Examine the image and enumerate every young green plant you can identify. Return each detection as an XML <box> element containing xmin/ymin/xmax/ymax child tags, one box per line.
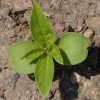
<box><xmin>8</xmin><ymin>0</ymin><xmax>88</xmax><ymax>96</ymax></box>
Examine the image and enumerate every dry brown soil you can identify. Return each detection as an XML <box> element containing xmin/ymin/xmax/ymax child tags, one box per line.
<box><xmin>0</xmin><ymin>0</ymin><xmax>100</xmax><ymax>100</ymax></box>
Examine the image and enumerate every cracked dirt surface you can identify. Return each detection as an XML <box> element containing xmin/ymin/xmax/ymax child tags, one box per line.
<box><xmin>0</xmin><ymin>0</ymin><xmax>100</xmax><ymax>100</ymax></box>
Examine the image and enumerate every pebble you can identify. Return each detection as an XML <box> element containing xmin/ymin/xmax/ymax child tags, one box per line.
<box><xmin>54</xmin><ymin>22</ymin><xmax>64</xmax><ymax>34</ymax></box>
<box><xmin>31</xmin><ymin>96</ymin><xmax>37</xmax><ymax>100</ymax></box>
<box><xmin>70</xmin><ymin>72</ymin><xmax>81</xmax><ymax>84</ymax></box>
<box><xmin>94</xmin><ymin>35</ymin><xmax>100</xmax><ymax>46</ymax></box>
<box><xmin>51</xmin><ymin>0</ymin><xmax>61</xmax><ymax>8</ymax></box>
<box><xmin>44</xmin><ymin>12</ymin><xmax>51</xmax><ymax>17</ymax></box>
<box><xmin>76</xmin><ymin>25</ymin><xmax>82</xmax><ymax>32</ymax></box>
<box><xmin>84</xmin><ymin>29</ymin><xmax>94</xmax><ymax>38</ymax></box>
<box><xmin>24</xmin><ymin>33</ymin><xmax>32</xmax><ymax>41</ymax></box>
<box><xmin>24</xmin><ymin>10</ymin><xmax>31</xmax><ymax>22</ymax></box>
<box><xmin>0</xmin><ymin>88</ymin><xmax>5</xmax><ymax>98</ymax></box>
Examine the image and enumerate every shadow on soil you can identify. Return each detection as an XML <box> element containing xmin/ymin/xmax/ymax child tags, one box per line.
<box><xmin>27</xmin><ymin>46</ymin><xmax>100</xmax><ymax>100</ymax></box>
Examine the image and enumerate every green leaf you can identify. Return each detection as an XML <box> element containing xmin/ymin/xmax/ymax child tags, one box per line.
<box><xmin>47</xmin><ymin>45</ymin><xmax>63</xmax><ymax>64</ymax></box>
<box><xmin>35</xmin><ymin>54</ymin><xmax>54</xmax><ymax>96</ymax></box>
<box><xmin>8</xmin><ymin>41</ymin><xmax>39</xmax><ymax>74</ymax></box>
<box><xmin>30</xmin><ymin>0</ymin><xmax>55</xmax><ymax>47</ymax></box>
<box><xmin>24</xmin><ymin>48</ymin><xmax>44</xmax><ymax>60</ymax></box>
<box><xmin>56</xmin><ymin>32</ymin><xmax>88</xmax><ymax>65</ymax></box>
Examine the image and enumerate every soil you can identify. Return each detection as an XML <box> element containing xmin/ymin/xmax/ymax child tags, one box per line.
<box><xmin>0</xmin><ymin>0</ymin><xmax>100</xmax><ymax>100</ymax></box>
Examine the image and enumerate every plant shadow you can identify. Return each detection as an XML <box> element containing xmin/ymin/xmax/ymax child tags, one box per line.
<box><xmin>27</xmin><ymin>46</ymin><xmax>100</xmax><ymax>100</ymax></box>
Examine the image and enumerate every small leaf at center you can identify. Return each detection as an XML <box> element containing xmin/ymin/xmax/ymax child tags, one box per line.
<box><xmin>47</xmin><ymin>45</ymin><xmax>63</xmax><ymax>64</ymax></box>
<box><xmin>24</xmin><ymin>48</ymin><xmax>44</xmax><ymax>60</ymax></box>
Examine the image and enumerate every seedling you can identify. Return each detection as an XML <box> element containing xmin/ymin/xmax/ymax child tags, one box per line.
<box><xmin>8</xmin><ymin>0</ymin><xmax>88</xmax><ymax>96</ymax></box>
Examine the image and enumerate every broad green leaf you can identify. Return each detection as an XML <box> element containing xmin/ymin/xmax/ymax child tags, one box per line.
<box><xmin>35</xmin><ymin>54</ymin><xmax>54</xmax><ymax>96</ymax></box>
<box><xmin>30</xmin><ymin>0</ymin><xmax>55</xmax><ymax>47</ymax></box>
<box><xmin>24</xmin><ymin>48</ymin><xmax>44</xmax><ymax>60</ymax></box>
<box><xmin>47</xmin><ymin>45</ymin><xmax>63</xmax><ymax>64</ymax></box>
<box><xmin>56</xmin><ymin>32</ymin><xmax>88</xmax><ymax>65</ymax></box>
<box><xmin>8</xmin><ymin>41</ymin><xmax>39</xmax><ymax>74</ymax></box>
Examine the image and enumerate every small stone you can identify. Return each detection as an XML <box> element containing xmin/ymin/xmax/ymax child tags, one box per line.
<box><xmin>44</xmin><ymin>12</ymin><xmax>51</xmax><ymax>17</ymax></box>
<box><xmin>54</xmin><ymin>22</ymin><xmax>64</xmax><ymax>34</ymax></box>
<box><xmin>24</xmin><ymin>10</ymin><xmax>31</xmax><ymax>22</ymax></box>
<box><xmin>70</xmin><ymin>72</ymin><xmax>81</xmax><ymax>84</ymax></box>
<box><xmin>83</xmin><ymin>81</ymin><xmax>93</xmax><ymax>88</ymax></box>
<box><xmin>94</xmin><ymin>35</ymin><xmax>100</xmax><ymax>46</ymax></box>
<box><xmin>24</xmin><ymin>33</ymin><xmax>32</xmax><ymax>41</ymax></box>
<box><xmin>84</xmin><ymin>29</ymin><xmax>94</xmax><ymax>38</ymax></box>
<box><xmin>0</xmin><ymin>88</ymin><xmax>5</xmax><ymax>98</ymax></box>
<box><xmin>51</xmin><ymin>0</ymin><xmax>58</xmax><ymax>8</ymax></box>
<box><xmin>76</xmin><ymin>25</ymin><xmax>82</xmax><ymax>32</ymax></box>
<box><xmin>31</xmin><ymin>96</ymin><xmax>37</xmax><ymax>100</ymax></box>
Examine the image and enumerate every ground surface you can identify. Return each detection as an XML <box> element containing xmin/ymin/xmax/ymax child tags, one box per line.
<box><xmin>0</xmin><ymin>0</ymin><xmax>100</xmax><ymax>100</ymax></box>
